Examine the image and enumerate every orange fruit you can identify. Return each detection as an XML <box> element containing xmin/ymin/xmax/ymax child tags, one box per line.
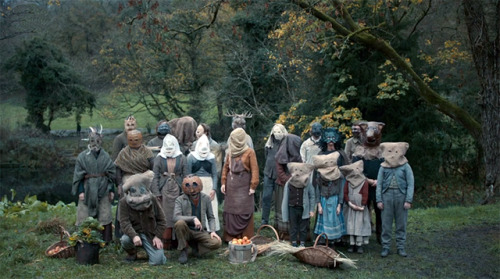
<box><xmin>242</xmin><ymin>236</ymin><xmax>248</xmax><ymax>241</ymax></box>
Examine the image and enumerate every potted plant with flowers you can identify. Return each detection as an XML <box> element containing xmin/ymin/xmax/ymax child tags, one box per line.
<box><xmin>68</xmin><ymin>217</ymin><xmax>106</xmax><ymax>265</ymax></box>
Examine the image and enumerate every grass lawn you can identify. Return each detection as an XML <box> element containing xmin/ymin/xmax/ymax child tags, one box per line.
<box><xmin>0</xmin><ymin>201</ymin><xmax>499</xmax><ymax>279</ymax></box>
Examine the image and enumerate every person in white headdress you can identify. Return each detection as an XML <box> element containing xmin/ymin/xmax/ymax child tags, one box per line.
<box><xmin>151</xmin><ymin>134</ymin><xmax>188</xmax><ymax>249</ymax></box>
<box><xmin>186</xmin><ymin>134</ymin><xmax>220</xmax><ymax>232</ymax></box>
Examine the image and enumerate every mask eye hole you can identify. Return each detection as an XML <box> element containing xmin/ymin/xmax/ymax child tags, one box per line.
<box><xmin>130</xmin><ymin>188</ymin><xmax>136</xmax><ymax>193</ymax></box>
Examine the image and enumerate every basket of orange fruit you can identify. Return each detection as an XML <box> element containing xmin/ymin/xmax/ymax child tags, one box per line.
<box><xmin>227</xmin><ymin>236</ymin><xmax>258</xmax><ymax>264</ymax></box>
<box><xmin>45</xmin><ymin>226</ymin><xmax>75</xmax><ymax>259</ymax></box>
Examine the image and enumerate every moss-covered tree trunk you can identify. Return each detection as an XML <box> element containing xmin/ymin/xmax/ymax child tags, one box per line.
<box><xmin>463</xmin><ymin>0</ymin><xmax>500</xmax><ymax>202</ymax></box>
<box><xmin>290</xmin><ymin>0</ymin><xmax>499</xmax><ymax>201</ymax></box>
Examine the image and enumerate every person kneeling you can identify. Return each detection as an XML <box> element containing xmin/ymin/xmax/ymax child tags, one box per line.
<box><xmin>119</xmin><ymin>172</ymin><xmax>167</xmax><ymax>265</ymax></box>
<box><xmin>174</xmin><ymin>175</ymin><xmax>222</xmax><ymax>264</ymax></box>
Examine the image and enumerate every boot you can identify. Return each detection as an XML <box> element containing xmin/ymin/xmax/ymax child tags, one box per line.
<box><xmin>178</xmin><ymin>248</ymin><xmax>188</xmax><ymax>264</ymax></box>
<box><xmin>124</xmin><ymin>248</ymin><xmax>137</xmax><ymax>262</ymax></box>
<box><xmin>347</xmin><ymin>245</ymin><xmax>355</xmax><ymax>253</ymax></box>
<box><xmin>357</xmin><ymin>245</ymin><xmax>364</xmax><ymax>254</ymax></box>
<box><xmin>101</xmin><ymin>223</ymin><xmax>113</xmax><ymax>244</ymax></box>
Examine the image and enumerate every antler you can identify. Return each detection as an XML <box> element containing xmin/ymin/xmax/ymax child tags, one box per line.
<box><xmin>99</xmin><ymin>124</ymin><xmax>103</xmax><ymax>135</ymax></box>
<box><xmin>89</xmin><ymin>126</ymin><xmax>96</xmax><ymax>134</ymax></box>
<box><xmin>224</xmin><ymin>111</ymin><xmax>253</xmax><ymax>118</ymax></box>
<box><xmin>224</xmin><ymin>110</ymin><xmax>237</xmax><ymax>117</ymax></box>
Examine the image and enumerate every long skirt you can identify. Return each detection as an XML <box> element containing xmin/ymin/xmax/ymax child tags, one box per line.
<box><xmin>314</xmin><ymin>195</ymin><xmax>346</xmax><ymax>240</ymax></box>
<box><xmin>200</xmin><ymin>176</ymin><xmax>220</xmax><ymax>231</ymax></box>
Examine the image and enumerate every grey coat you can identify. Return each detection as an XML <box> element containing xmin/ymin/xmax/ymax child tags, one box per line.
<box><xmin>173</xmin><ymin>193</ymin><xmax>216</xmax><ymax>232</ymax></box>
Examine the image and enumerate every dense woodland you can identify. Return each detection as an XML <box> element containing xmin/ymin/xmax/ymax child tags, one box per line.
<box><xmin>0</xmin><ymin>0</ymin><xmax>498</xmax><ymax>206</ymax></box>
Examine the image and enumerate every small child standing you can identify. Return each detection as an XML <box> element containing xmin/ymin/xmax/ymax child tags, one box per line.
<box><xmin>376</xmin><ymin>142</ymin><xmax>414</xmax><ymax>258</ymax></box>
<box><xmin>340</xmin><ymin>160</ymin><xmax>371</xmax><ymax>253</ymax></box>
<box><xmin>281</xmin><ymin>163</ymin><xmax>315</xmax><ymax>247</ymax></box>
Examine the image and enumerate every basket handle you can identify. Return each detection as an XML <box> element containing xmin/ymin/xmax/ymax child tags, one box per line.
<box><xmin>250</xmin><ymin>243</ymin><xmax>258</xmax><ymax>262</ymax></box>
<box><xmin>59</xmin><ymin>225</ymin><xmax>71</xmax><ymax>241</ymax></box>
<box><xmin>314</xmin><ymin>232</ymin><xmax>329</xmax><ymax>248</ymax></box>
<box><xmin>254</xmin><ymin>224</ymin><xmax>280</xmax><ymax>241</ymax></box>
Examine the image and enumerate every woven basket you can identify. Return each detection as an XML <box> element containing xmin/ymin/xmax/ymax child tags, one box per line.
<box><xmin>45</xmin><ymin>226</ymin><xmax>75</xmax><ymax>259</ymax></box>
<box><xmin>250</xmin><ymin>225</ymin><xmax>280</xmax><ymax>255</ymax></box>
<box><xmin>292</xmin><ymin>233</ymin><xmax>340</xmax><ymax>268</ymax></box>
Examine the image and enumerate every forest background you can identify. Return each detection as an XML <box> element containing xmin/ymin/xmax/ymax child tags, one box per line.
<box><xmin>0</xmin><ymin>0</ymin><xmax>498</xmax><ymax>208</ymax></box>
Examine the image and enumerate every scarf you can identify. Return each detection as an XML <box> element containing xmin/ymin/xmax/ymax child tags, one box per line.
<box><xmin>115</xmin><ymin>145</ymin><xmax>153</xmax><ymax>174</ymax></box>
<box><xmin>275</xmin><ymin>134</ymin><xmax>302</xmax><ymax>164</ymax></box>
<box><xmin>228</xmin><ymin>128</ymin><xmax>249</xmax><ymax>157</ymax></box>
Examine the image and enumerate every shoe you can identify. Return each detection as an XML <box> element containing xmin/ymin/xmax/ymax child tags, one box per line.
<box><xmin>380</xmin><ymin>248</ymin><xmax>389</xmax><ymax>257</ymax></box>
<box><xmin>397</xmin><ymin>248</ymin><xmax>407</xmax><ymax>257</ymax></box>
<box><xmin>291</xmin><ymin>242</ymin><xmax>298</xmax><ymax>247</ymax></box>
<box><xmin>125</xmin><ymin>251</ymin><xmax>137</xmax><ymax>262</ymax></box>
<box><xmin>178</xmin><ymin>249</ymin><xmax>188</xmax><ymax>264</ymax></box>
<box><xmin>299</xmin><ymin>244</ymin><xmax>305</xmax><ymax>248</ymax></box>
<box><xmin>357</xmin><ymin>246</ymin><xmax>364</xmax><ymax>254</ymax></box>
<box><xmin>347</xmin><ymin>245</ymin><xmax>354</xmax><ymax>253</ymax></box>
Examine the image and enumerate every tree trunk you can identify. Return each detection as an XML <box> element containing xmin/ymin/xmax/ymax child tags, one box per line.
<box><xmin>463</xmin><ymin>0</ymin><xmax>500</xmax><ymax>203</ymax></box>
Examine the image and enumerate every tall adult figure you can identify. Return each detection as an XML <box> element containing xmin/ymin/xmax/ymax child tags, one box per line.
<box><xmin>151</xmin><ymin>134</ymin><xmax>187</xmax><ymax>249</ymax></box>
<box><xmin>300</xmin><ymin>122</ymin><xmax>323</xmax><ymax>164</ymax></box>
<box><xmin>352</xmin><ymin>121</ymin><xmax>385</xmax><ymax>244</ymax></box>
<box><xmin>187</xmin><ymin>134</ymin><xmax>220</xmax><ymax>232</ymax></box>
<box><xmin>72</xmin><ymin>126</ymin><xmax>115</xmax><ymax>243</ymax></box>
<box><xmin>147</xmin><ymin>120</ymin><xmax>171</xmax><ymax>157</ymax></box>
<box><xmin>261</xmin><ymin>124</ymin><xmax>287</xmax><ymax>226</ymax></box>
<box><xmin>344</xmin><ymin>120</ymin><xmax>363</xmax><ymax>163</ymax></box>
<box><xmin>114</xmin><ymin>129</ymin><xmax>155</xmax><ymax>239</ymax></box>
<box><xmin>221</xmin><ymin>128</ymin><xmax>259</xmax><ymax>242</ymax></box>
<box><xmin>274</xmin><ymin>133</ymin><xmax>302</xmax><ymax>239</ymax></box>
<box><xmin>112</xmin><ymin>115</ymin><xmax>137</xmax><ymax>161</ymax></box>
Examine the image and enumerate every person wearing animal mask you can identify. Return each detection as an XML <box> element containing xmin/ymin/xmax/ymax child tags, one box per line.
<box><xmin>147</xmin><ymin>120</ymin><xmax>171</xmax><ymax>157</ymax></box>
<box><xmin>187</xmin><ymin>134</ymin><xmax>220</xmax><ymax>232</ymax></box>
<box><xmin>221</xmin><ymin>128</ymin><xmax>259</xmax><ymax>242</ymax></box>
<box><xmin>112</xmin><ymin>115</ymin><xmax>137</xmax><ymax>160</ymax></box>
<box><xmin>376</xmin><ymin>142</ymin><xmax>414</xmax><ymax>258</ymax></box>
<box><xmin>173</xmin><ymin>175</ymin><xmax>222</xmax><ymax>264</ymax></box>
<box><xmin>352</xmin><ymin>121</ymin><xmax>385</xmax><ymax>244</ymax></box>
<box><xmin>72</xmin><ymin>126</ymin><xmax>115</xmax><ymax>243</ymax></box>
<box><xmin>261</xmin><ymin>124</ymin><xmax>288</xmax><ymax>226</ymax></box>
<box><xmin>151</xmin><ymin>134</ymin><xmax>188</xmax><ymax>249</ymax></box>
<box><xmin>300</xmin><ymin>122</ymin><xmax>323</xmax><ymax>164</ymax></box>
<box><xmin>281</xmin><ymin>163</ymin><xmax>315</xmax><ymax>248</ymax></box>
<box><xmin>344</xmin><ymin>120</ymin><xmax>363</xmax><ymax>163</ymax></box>
<box><xmin>119</xmin><ymin>172</ymin><xmax>167</xmax><ymax>265</ymax></box>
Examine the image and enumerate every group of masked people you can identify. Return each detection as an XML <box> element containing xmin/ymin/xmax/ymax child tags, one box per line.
<box><xmin>72</xmin><ymin>115</ymin><xmax>414</xmax><ymax>266</ymax></box>
<box><xmin>72</xmin><ymin>116</ymin><xmax>259</xmax><ymax>265</ymax></box>
<box><xmin>262</xmin><ymin>121</ymin><xmax>414</xmax><ymax>258</ymax></box>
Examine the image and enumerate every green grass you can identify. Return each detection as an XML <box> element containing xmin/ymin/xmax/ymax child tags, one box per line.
<box><xmin>0</xmin><ymin>97</ymin><xmax>161</xmax><ymax>131</ymax></box>
<box><xmin>1</xmin><ymin>201</ymin><xmax>499</xmax><ymax>279</ymax></box>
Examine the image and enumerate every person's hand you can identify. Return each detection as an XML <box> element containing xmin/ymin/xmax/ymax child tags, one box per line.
<box><xmin>79</xmin><ymin>193</ymin><xmax>85</xmax><ymax>201</ymax></box>
<box><xmin>309</xmin><ymin>211</ymin><xmax>314</xmax><ymax>218</ymax></box>
<box><xmin>221</xmin><ymin>184</ymin><xmax>226</xmax><ymax>195</ymax></box>
<box><xmin>377</xmin><ymin>202</ymin><xmax>384</xmax><ymax>210</ymax></box>
<box><xmin>157</xmin><ymin>196</ymin><xmax>162</xmax><ymax>202</ymax></box>
<box><xmin>404</xmin><ymin>202</ymin><xmax>412</xmax><ymax>210</ymax></box>
<box><xmin>108</xmin><ymin>192</ymin><xmax>114</xmax><ymax>201</ymax></box>
<box><xmin>210</xmin><ymin>189</ymin><xmax>216</xmax><ymax>200</ymax></box>
<box><xmin>133</xmin><ymin>236</ymin><xmax>142</xmax><ymax>246</ymax></box>
<box><xmin>317</xmin><ymin>203</ymin><xmax>323</xmax><ymax>215</ymax></box>
<box><xmin>249</xmin><ymin>189</ymin><xmax>255</xmax><ymax>195</ymax></box>
<box><xmin>210</xmin><ymin>232</ymin><xmax>221</xmax><ymax>242</ymax></box>
<box><xmin>193</xmin><ymin>217</ymin><xmax>202</xmax><ymax>231</ymax></box>
<box><xmin>336</xmin><ymin>204</ymin><xmax>341</xmax><ymax>215</ymax></box>
<box><xmin>152</xmin><ymin>236</ymin><xmax>163</xmax><ymax>249</ymax></box>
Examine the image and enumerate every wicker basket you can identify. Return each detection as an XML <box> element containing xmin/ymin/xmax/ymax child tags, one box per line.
<box><xmin>250</xmin><ymin>225</ymin><xmax>280</xmax><ymax>255</ymax></box>
<box><xmin>292</xmin><ymin>233</ymin><xmax>340</xmax><ymax>268</ymax></box>
<box><xmin>45</xmin><ymin>227</ymin><xmax>75</xmax><ymax>259</ymax></box>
